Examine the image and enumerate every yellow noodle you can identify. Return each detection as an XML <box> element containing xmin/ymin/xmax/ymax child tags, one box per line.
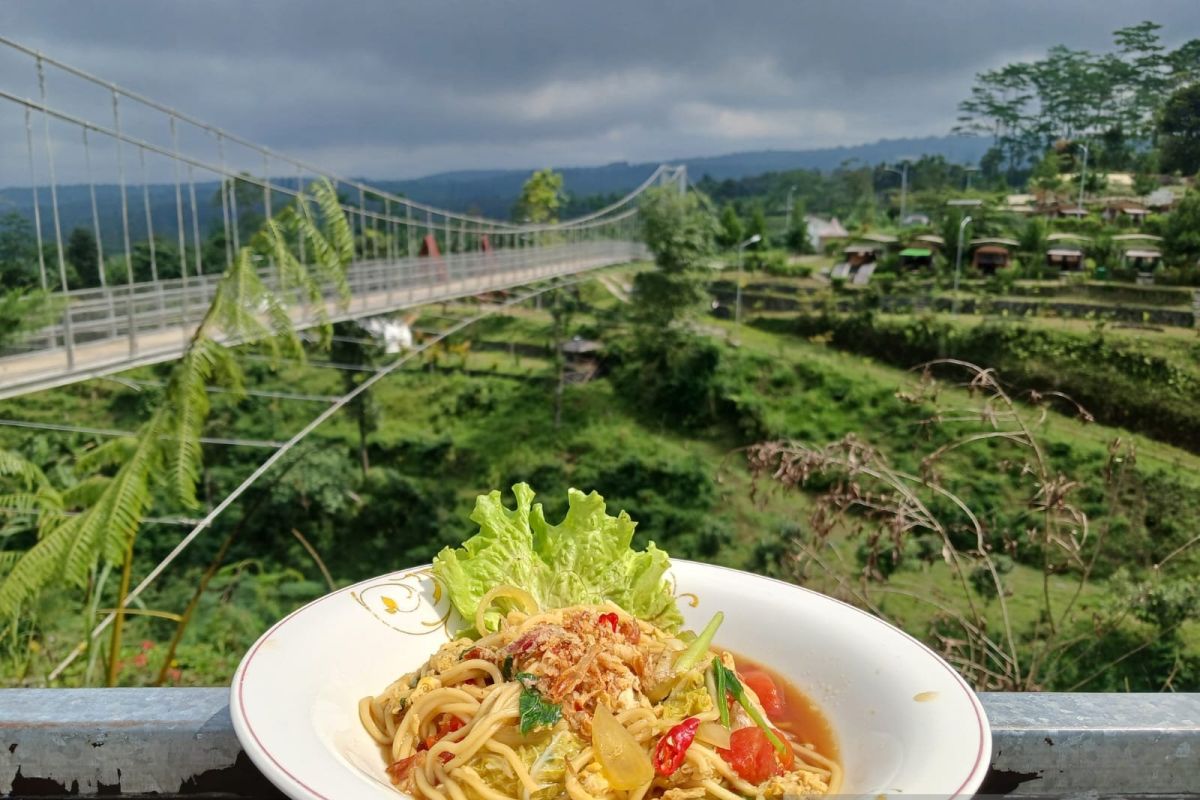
<box><xmin>412</xmin><ymin>763</ymin><xmax>450</xmax><ymax>800</ymax></box>
<box><xmin>365</xmin><ymin>603</ymin><xmax>837</xmax><ymax>800</ymax></box>
<box><xmin>431</xmin><ymin>760</ymin><xmax>471</xmax><ymax>800</ymax></box>
<box><xmin>701</xmin><ymin>778</ymin><xmax>746</xmax><ymax>800</ymax></box>
<box><xmin>358</xmin><ymin>696</ymin><xmax>391</xmax><ymax>745</ymax></box>
<box><xmin>441</xmin><ymin>658</ymin><xmax>505</xmax><ymax>685</ymax></box>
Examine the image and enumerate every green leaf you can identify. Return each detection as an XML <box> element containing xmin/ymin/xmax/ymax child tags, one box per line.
<box><xmin>519</xmin><ymin>682</ymin><xmax>562</xmax><ymax>734</ymax></box>
<box><xmin>432</xmin><ymin>484</ymin><xmax>682</xmax><ymax>634</ymax></box>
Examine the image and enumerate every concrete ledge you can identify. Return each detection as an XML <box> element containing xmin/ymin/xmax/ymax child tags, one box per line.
<box><xmin>0</xmin><ymin>689</ymin><xmax>1197</xmax><ymax>798</ymax></box>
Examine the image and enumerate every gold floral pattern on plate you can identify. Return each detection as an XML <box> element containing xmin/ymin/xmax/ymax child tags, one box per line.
<box><xmin>350</xmin><ymin>567</ymin><xmax>456</xmax><ymax>635</ymax></box>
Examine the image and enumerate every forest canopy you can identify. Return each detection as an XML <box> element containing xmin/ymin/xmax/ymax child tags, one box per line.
<box><xmin>954</xmin><ymin>21</ymin><xmax>1200</xmax><ymax>178</ymax></box>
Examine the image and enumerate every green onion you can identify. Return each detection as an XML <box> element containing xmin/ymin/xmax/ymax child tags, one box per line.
<box><xmin>710</xmin><ymin>658</ymin><xmax>787</xmax><ymax>758</ymax></box>
<box><xmin>712</xmin><ymin>657</ymin><xmax>730</xmax><ymax>728</ymax></box>
<box><xmin>674</xmin><ymin>612</ymin><xmax>724</xmax><ymax>673</ymax></box>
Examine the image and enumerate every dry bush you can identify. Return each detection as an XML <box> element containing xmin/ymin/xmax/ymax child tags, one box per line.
<box><xmin>743</xmin><ymin>360</ymin><xmax>1189</xmax><ymax>691</ymax></box>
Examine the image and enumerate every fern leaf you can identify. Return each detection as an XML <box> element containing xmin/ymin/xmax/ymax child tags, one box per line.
<box><xmin>312</xmin><ymin>179</ymin><xmax>355</xmax><ymax>271</ymax></box>
<box><xmin>160</xmin><ymin>342</ymin><xmax>214</xmax><ymax>509</ymax></box>
<box><xmin>0</xmin><ymin>412</ymin><xmax>162</xmax><ymax>616</ymax></box>
<box><xmin>75</xmin><ymin>437</ymin><xmax>137</xmax><ymax>474</ymax></box>
<box><xmin>60</xmin><ymin>476</ymin><xmax>111</xmax><ymax>509</ymax></box>
<box><xmin>0</xmin><ymin>513</ymin><xmax>87</xmax><ymax>614</ymax></box>
<box><xmin>0</xmin><ymin>450</ymin><xmax>51</xmax><ymax>491</ymax></box>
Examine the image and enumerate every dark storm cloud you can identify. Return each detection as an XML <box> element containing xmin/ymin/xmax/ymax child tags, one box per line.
<box><xmin>1</xmin><ymin>0</ymin><xmax>1198</xmax><ymax>180</ymax></box>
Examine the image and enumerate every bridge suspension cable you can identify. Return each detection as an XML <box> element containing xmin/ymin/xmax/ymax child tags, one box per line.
<box><xmin>0</xmin><ymin>34</ymin><xmax>679</xmax><ymax>235</ymax></box>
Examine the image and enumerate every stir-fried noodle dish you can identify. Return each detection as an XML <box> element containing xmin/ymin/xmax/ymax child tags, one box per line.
<box><xmin>359</xmin><ymin>485</ymin><xmax>841</xmax><ymax>800</ymax></box>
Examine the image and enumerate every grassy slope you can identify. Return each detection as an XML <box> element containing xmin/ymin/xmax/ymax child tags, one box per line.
<box><xmin>1</xmin><ymin>267</ymin><xmax>1197</xmax><ymax>686</ymax></box>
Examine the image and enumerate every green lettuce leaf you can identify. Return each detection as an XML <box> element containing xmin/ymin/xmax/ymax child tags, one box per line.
<box><xmin>433</xmin><ymin>483</ymin><xmax>682</xmax><ymax>634</ymax></box>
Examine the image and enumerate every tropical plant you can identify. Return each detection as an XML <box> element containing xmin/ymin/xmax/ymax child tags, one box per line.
<box><xmin>0</xmin><ymin>179</ymin><xmax>354</xmax><ymax>684</ymax></box>
<box><xmin>514</xmin><ymin>168</ymin><xmax>565</xmax><ymax>224</ymax></box>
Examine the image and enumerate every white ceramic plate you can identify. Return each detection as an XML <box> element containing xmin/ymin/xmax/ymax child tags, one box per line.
<box><xmin>231</xmin><ymin>560</ymin><xmax>991</xmax><ymax>799</ymax></box>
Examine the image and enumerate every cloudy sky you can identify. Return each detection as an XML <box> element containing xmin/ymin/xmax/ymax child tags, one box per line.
<box><xmin>2</xmin><ymin>0</ymin><xmax>1199</xmax><ymax>181</ymax></box>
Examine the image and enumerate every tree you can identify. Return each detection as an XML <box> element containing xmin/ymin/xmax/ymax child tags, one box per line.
<box><xmin>0</xmin><ymin>289</ymin><xmax>57</xmax><ymax>349</ymax></box>
<box><xmin>748</xmin><ymin>204</ymin><xmax>770</xmax><ymax>248</ymax></box>
<box><xmin>1162</xmin><ymin>190</ymin><xmax>1200</xmax><ymax>267</ymax></box>
<box><xmin>1017</xmin><ymin>217</ymin><xmax>1049</xmax><ymax>277</ymax></box>
<box><xmin>717</xmin><ymin>204</ymin><xmax>744</xmax><ymax>249</ymax></box>
<box><xmin>212</xmin><ymin>173</ymin><xmax>267</xmax><ymax>246</ymax></box>
<box><xmin>65</xmin><ymin>227</ymin><xmax>102</xmax><ymax>288</ymax></box>
<box><xmin>630</xmin><ymin>187</ymin><xmax>717</xmax><ymax>331</ymax></box>
<box><xmin>546</xmin><ymin>287</ymin><xmax>580</xmax><ymax>429</ymax></box>
<box><xmin>785</xmin><ymin>199</ymin><xmax>811</xmax><ymax>254</ymax></box>
<box><xmin>0</xmin><ymin>212</ymin><xmax>40</xmax><ymax>289</ymax></box>
<box><xmin>953</xmin><ymin>22</ymin><xmax>1199</xmax><ymax>176</ymax></box>
<box><xmin>331</xmin><ymin>322</ymin><xmax>381</xmax><ymax>477</ymax></box>
<box><xmin>1029</xmin><ymin>150</ymin><xmax>1064</xmax><ymax>194</ymax></box>
<box><xmin>1158</xmin><ymin>84</ymin><xmax>1200</xmax><ymax>176</ymax></box>
<box><xmin>514</xmin><ymin>168</ymin><xmax>564</xmax><ymax>224</ymax></box>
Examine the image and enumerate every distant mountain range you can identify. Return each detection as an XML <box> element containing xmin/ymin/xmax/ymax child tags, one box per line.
<box><xmin>376</xmin><ymin>135</ymin><xmax>990</xmax><ymax>215</ymax></box>
<box><xmin>0</xmin><ymin>135</ymin><xmax>989</xmax><ymax>245</ymax></box>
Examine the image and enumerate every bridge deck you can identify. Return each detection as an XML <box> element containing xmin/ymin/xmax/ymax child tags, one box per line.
<box><xmin>0</xmin><ymin>242</ymin><xmax>643</xmax><ymax>399</ymax></box>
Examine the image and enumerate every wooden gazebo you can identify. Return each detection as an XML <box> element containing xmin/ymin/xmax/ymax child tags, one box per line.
<box><xmin>1113</xmin><ymin>234</ymin><xmax>1164</xmax><ymax>273</ymax></box>
<box><xmin>969</xmin><ymin>238</ymin><xmax>1018</xmax><ymax>275</ymax></box>
<box><xmin>1045</xmin><ymin>232</ymin><xmax>1090</xmax><ymax>272</ymax></box>
<box><xmin>842</xmin><ymin>243</ymin><xmax>882</xmax><ymax>268</ymax></box>
<box><xmin>900</xmin><ymin>236</ymin><xmax>941</xmax><ymax>270</ymax></box>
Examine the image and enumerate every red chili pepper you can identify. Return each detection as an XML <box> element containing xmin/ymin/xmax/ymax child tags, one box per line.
<box><xmin>598</xmin><ymin>612</ymin><xmax>619</xmax><ymax>631</ymax></box>
<box><xmin>653</xmin><ymin>717</ymin><xmax>701</xmax><ymax>776</ymax></box>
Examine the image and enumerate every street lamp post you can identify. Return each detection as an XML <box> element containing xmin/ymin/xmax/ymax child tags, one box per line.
<box><xmin>953</xmin><ymin>215</ymin><xmax>972</xmax><ymax>315</ymax></box>
<box><xmin>1077</xmin><ymin>143</ymin><xmax>1089</xmax><ymax>211</ymax></box>
<box><xmin>734</xmin><ymin>233</ymin><xmax>762</xmax><ymax>344</ymax></box>
<box><xmin>884</xmin><ymin>163</ymin><xmax>910</xmax><ymax>223</ymax></box>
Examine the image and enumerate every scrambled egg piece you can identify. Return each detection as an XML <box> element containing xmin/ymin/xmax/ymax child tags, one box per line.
<box><xmin>760</xmin><ymin>771</ymin><xmax>830</xmax><ymax>799</ymax></box>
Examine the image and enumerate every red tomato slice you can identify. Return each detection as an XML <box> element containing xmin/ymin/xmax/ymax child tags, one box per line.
<box><xmin>740</xmin><ymin>670</ymin><xmax>785</xmax><ymax>719</ymax></box>
<box><xmin>717</xmin><ymin>727</ymin><xmax>793</xmax><ymax>784</ymax></box>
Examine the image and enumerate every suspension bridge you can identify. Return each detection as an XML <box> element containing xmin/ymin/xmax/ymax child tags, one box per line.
<box><xmin>0</xmin><ymin>35</ymin><xmax>680</xmax><ymax>399</ymax></box>
<box><xmin>0</xmin><ymin>36</ymin><xmax>688</xmax><ymax>683</ymax></box>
